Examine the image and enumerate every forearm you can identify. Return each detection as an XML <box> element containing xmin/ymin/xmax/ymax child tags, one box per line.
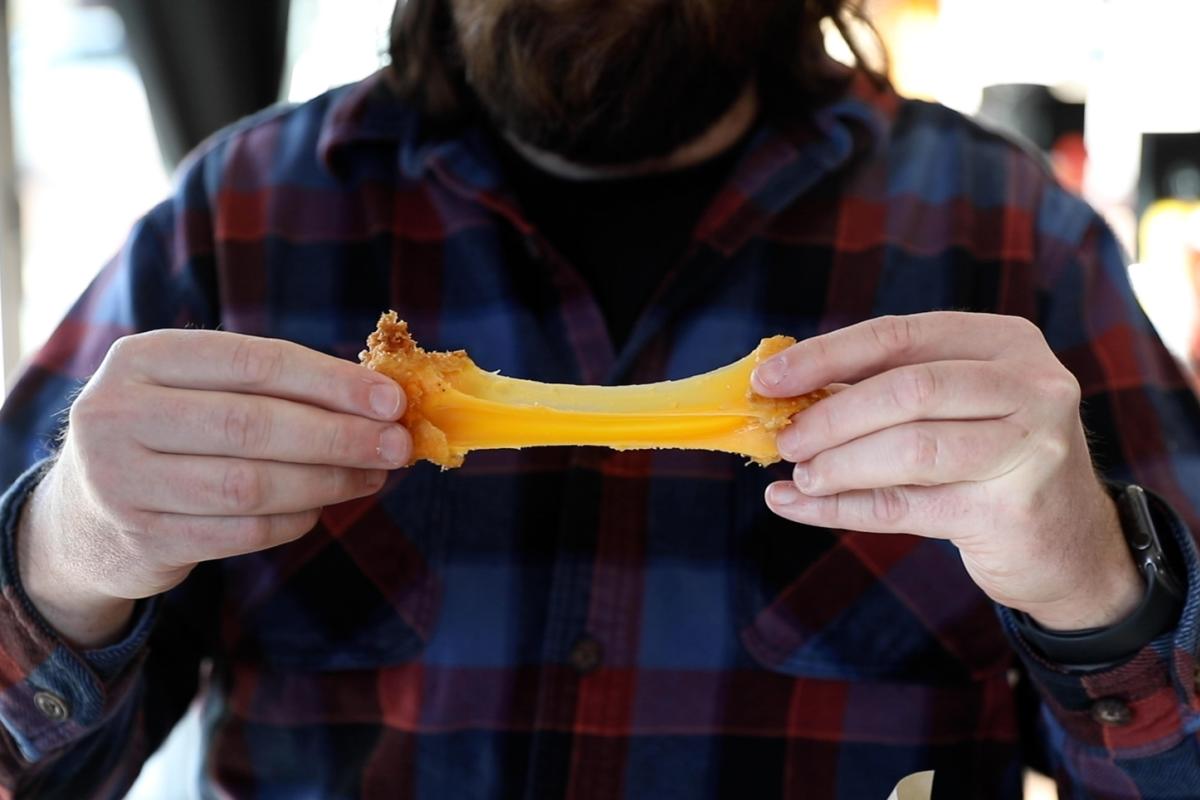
<box><xmin>16</xmin><ymin>462</ymin><xmax>136</xmax><ymax>649</ymax></box>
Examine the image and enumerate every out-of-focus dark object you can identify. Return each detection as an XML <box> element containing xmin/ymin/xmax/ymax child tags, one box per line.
<box><xmin>1137</xmin><ymin>132</ymin><xmax>1200</xmax><ymax>224</ymax></box>
<box><xmin>109</xmin><ymin>0</ymin><xmax>291</xmax><ymax>167</ymax></box>
<box><xmin>978</xmin><ymin>84</ymin><xmax>1085</xmax><ymax>152</ymax></box>
<box><xmin>977</xmin><ymin>83</ymin><xmax>1087</xmax><ymax>195</ymax></box>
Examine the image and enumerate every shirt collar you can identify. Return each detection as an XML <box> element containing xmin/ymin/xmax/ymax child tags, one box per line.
<box><xmin>318</xmin><ymin>70</ymin><xmax>505</xmax><ymax>188</ymax></box>
<box><xmin>318</xmin><ymin>68</ymin><xmax>898</xmax><ymax>240</ymax></box>
<box><xmin>693</xmin><ymin>71</ymin><xmax>898</xmax><ymax>255</ymax></box>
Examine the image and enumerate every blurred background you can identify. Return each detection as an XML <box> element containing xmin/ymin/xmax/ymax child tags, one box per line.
<box><xmin>3</xmin><ymin>0</ymin><xmax>1200</xmax><ymax>395</ymax></box>
<box><xmin>0</xmin><ymin>0</ymin><xmax>1195</xmax><ymax>797</ymax></box>
<box><xmin>0</xmin><ymin>0</ymin><xmax>395</xmax><ymax>394</ymax></box>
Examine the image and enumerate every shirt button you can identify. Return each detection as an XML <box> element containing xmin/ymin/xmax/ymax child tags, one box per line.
<box><xmin>33</xmin><ymin>691</ymin><xmax>70</xmax><ymax>722</ymax></box>
<box><xmin>569</xmin><ymin>636</ymin><xmax>604</xmax><ymax>675</ymax></box>
<box><xmin>1090</xmin><ymin>698</ymin><xmax>1132</xmax><ymax>727</ymax></box>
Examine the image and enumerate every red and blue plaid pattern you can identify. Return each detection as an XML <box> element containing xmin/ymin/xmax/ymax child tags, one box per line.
<box><xmin>0</xmin><ymin>71</ymin><xmax>1198</xmax><ymax>798</ymax></box>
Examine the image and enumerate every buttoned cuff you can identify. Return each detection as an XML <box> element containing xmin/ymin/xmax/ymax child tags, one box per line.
<box><xmin>997</xmin><ymin>493</ymin><xmax>1200</xmax><ymax>758</ymax></box>
<box><xmin>0</xmin><ymin>461</ymin><xmax>157</xmax><ymax>762</ymax></box>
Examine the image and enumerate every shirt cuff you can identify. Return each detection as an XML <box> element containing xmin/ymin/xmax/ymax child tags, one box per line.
<box><xmin>0</xmin><ymin>460</ymin><xmax>157</xmax><ymax>762</ymax></box>
<box><xmin>997</xmin><ymin>492</ymin><xmax>1200</xmax><ymax>758</ymax></box>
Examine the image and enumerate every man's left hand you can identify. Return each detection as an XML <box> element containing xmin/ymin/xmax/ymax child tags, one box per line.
<box><xmin>752</xmin><ymin>312</ymin><xmax>1144</xmax><ymax>632</ymax></box>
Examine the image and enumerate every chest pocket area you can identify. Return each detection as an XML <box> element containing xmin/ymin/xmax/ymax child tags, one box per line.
<box><xmin>733</xmin><ymin>466</ymin><xmax>1009</xmax><ymax>683</ymax></box>
<box><xmin>223</xmin><ymin>464</ymin><xmax>456</xmax><ymax>671</ymax></box>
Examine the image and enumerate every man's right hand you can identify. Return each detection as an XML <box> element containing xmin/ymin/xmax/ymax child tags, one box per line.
<box><xmin>16</xmin><ymin>330</ymin><xmax>411</xmax><ymax>648</ymax></box>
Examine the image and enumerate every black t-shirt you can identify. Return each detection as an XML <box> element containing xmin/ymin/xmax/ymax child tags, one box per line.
<box><xmin>496</xmin><ymin>138</ymin><xmax>747</xmax><ymax>348</ymax></box>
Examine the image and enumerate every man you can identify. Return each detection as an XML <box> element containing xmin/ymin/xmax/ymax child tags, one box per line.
<box><xmin>0</xmin><ymin>0</ymin><xmax>1197</xmax><ymax>797</ymax></box>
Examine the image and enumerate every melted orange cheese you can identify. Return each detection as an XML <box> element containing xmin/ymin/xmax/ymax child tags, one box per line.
<box><xmin>360</xmin><ymin>312</ymin><xmax>826</xmax><ymax>469</ymax></box>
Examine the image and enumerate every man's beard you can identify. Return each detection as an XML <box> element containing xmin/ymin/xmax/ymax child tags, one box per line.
<box><xmin>450</xmin><ymin>0</ymin><xmax>782</xmax><ymax>166</ymax></box>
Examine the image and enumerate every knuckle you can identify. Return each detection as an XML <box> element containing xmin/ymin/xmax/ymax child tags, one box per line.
<box><xmin>102</xmin><ymin>330</ymin><xmax>169</xmax><ymax>374</ymax></box>
<box><xmin>815</xmin><ymin>402</ymin><xmax>839</xmax><ymax>443</ymax></box>
<box><xmin>1009</xmin><ymin>315</ymin><xmax>1044</xmax><ymax>342</ymax></box>
<box><xmin>1035</xmin><ymin>429</ymin><xmax>1073</xmax><ymax>465</ymax></box>
<box><xmin>892</xmin><ymin>364</ymin><xmax>938</xmax><ymax>414</ymax></box>
<box><xmin>66</xmin><ymin>386</ymin><xmax>127</xmax><ymax>449</ymax></box>
<box><xmin>220</xmin><ymin>463</ymin><xmax>265</xmax><ymax>513</ymax></box>
<box><xmin>322</xmin><ymin>466</ymin><xmax>355</xmax><ymax>500</ymax></box>
<box><xmin>870</xmin><ymin>315</ymin><xmax>918</xmax><ymax>356</ymax></box>
<box><xmin>871</xmin><ymin>487</ymin><xmax>910</xmax><ymax>525</ymax></box>
<box><xmin>1036</xmin><ymin>369</ymin><xmax>1081</xmax><ymax>408</ymax></box>
<box><xmin>820</xmin><ymin>492</ymin><xmax>845</xmax><ymax>527</ymax></box>
<box><xmin>321</xmin><ymin>422</ymin><xmax>358</xmax><ymax>463</ymax></box>
<box><xmin>157</xmin><ymin>390</ymin><xmax>192</xmax><ymax>424</ymax></box>
<box><xmin>983</xmin><ymin>360</ymin><xmax>1015</xmax><ymax>393</ymax></box>
<box><xmin>104</xmin><ymin>334</ymin><xmax>144</xmax><ymax>367</ymax></box>
<box><xmin>229</xmin><ymin>338</ymin><xmax>284</xmax><ymax>388</ymax></box>
<box><xmin>233</xmin><ymin>516</ymin><xmax>277</xmax><ymax>554</ymax></box>
<box><xmin>222</xmin><ymin>403</ymin><xmax>272</xmax><ymax>454</ymax></box>
<box><xmin>805</xmin><ymin>334</ymin><xmax>833</xmax><ymax>366</ymax></box>
<box><xmin>66</xmin><ymin>388</ymin><xmax>101</xmax><ymax>431</ymax></box>
<box><xmin>908</xmin><ymin>426</ymin><xmax>941</xmax><ymax>473</ymax></box>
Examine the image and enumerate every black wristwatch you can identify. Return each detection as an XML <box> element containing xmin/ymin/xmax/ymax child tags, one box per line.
<box><xmin>1012</xmin><ymin>484</ymin><xmax>1186</xmax><ymax>669</ymax></box>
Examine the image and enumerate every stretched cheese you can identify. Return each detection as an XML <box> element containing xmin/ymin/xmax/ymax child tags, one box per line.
<box><xmin>360</xmin><ymin>312</ymin><xmax>826</xmax><ymax>469</ymax></box>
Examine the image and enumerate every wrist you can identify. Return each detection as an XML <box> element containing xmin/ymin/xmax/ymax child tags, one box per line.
<box><xmin>1011</xmin><ymin>483</ymin><xmax>1187</xmax><ymax>668</ymax></box>
<box><xmin>1025</xmin><ymin>487</ymin><xmax>1145</xmax><ymax>631</ymax></box>
<box><xmin>15</xmin><ymin>466</ymin><xmax>135</xmax><ymax>649</ymax></box>
<box><xmin>1024</xmin><ymin>547</ymin><xmax>1144</xmax><ymax>632</ymax></box>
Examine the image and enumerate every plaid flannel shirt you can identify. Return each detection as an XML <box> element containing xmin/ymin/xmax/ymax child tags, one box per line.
<box><xmin>1</xmin><ymin>71</ymin><xmax>1199</xmax><ymax>799</ymax></box>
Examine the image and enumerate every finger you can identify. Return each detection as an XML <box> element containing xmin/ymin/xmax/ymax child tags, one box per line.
<box><xmin>135</xmin><ymin>386</ymin><xmax>412</xmax><ymax>468</ymax></box>
<box><xmin>751</xmin><ymin>312</ymin><xmax>1040</xmax><ymax>397</ymax></box>
<box><xmin>152</xmin><ymin>508</ymin><xmax>324</xmax><ymax>564</ymax></box>
<box><xmin>126</xmin><ymin>454</ymin><xmax>387</xmax><ymax>516</ymax></box>
<box><xmin>789</xmin><ymin>419</ymin><xmax>1031</xmax><ymax>497</ymax></box>
<box><xmin>776</xmin><ymin>361</ymin><xmax>1026</xmax><ymax>462</ymax></box>
<box><xmin>764</xmin><ymin>481</ymin><xmax>979</xmax><ymax>539</ymax></box>
<box><xmin>114</xmin><ymin>329</ymin><xmax>406</xmax><ymax>421</ymax></box>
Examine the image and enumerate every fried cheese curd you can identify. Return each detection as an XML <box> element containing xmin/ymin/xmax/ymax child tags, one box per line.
<box><xmin>360</xmin><ymin>312</ymin><xmax>827</xmax><ymax>469</ymax></box>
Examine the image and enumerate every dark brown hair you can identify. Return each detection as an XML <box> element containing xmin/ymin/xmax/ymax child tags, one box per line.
<box><xmin>387</xmin><ymin>0</ymin><xmax>888</xmax><ymax>128</ymax></box>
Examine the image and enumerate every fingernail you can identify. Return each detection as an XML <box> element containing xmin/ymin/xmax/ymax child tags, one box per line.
<box><xmin>378</xmin><ymin>426</ymin><xmax>410</xmax><ymax>465</ymax></box>
<box><xmin>777</xmin><ymin>430</ymin><xmax>798</xmax><ymax>461</ymax></box>
<box><xmin>792</xmin><ymin>463</ymin><xmax>811</xmax><ymax>489</ymax></box>
<box><xmin>768</xmin><ymin>483</ymin><xmax>801</xmax><ymax>505</ymax></box>
<box><xmin>370</xmin><ymin>383</ymin><xmax>401</xmax><ymax>418</ymax></box>
<box><xmin>754</xmin><ymin>357</ymin><xmax>787</xmax><ymax>388</ymax></box>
